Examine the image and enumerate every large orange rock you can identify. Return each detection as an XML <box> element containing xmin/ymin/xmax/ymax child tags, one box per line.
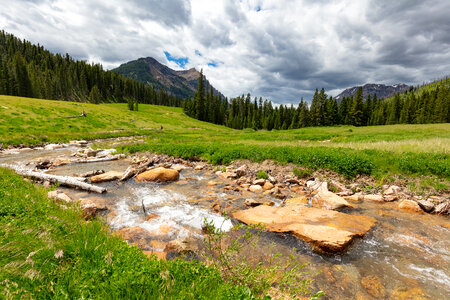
<box><xmin>312</xmin><ymin>190</ymin><xmax>353</xmax><ymax>210</ymax></box>
<box><xmin>398</xmin><ymin>200</ymin><xmax>423</xmax><ymax>213</ymax></box>
<box><xmin>232</xmin><ymin>205</ymin><xmax>376</xmax><ymax>253</ymax></box>
<box><xmin>91</xmin><ymin>171</ymin><xmax>123</xmax><ymax>183</ymax></box>
<box><xmin>136</xmin><ymin>167</ymin><xmax>179</xmax><ymax>182</ymax></box>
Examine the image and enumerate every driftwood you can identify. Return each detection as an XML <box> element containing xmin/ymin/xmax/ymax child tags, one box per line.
<box><xmin>74</xmin><ymin>156</ymin><xmax>119</xmax><ymax>164</ymax></box>
<box><xmin>79</xmin><ymin>170</ymin><xmax>105</xmax><ymax>178</ymax></box>
<box><xmin>59</xmin><ymin>111</ymin><xmax>87</xmax><ymax>119</ymax></box>
<box><xmin>3</xmin><ymin>165</ymin><xmax>106</xmax><ymax>193</ymax></box>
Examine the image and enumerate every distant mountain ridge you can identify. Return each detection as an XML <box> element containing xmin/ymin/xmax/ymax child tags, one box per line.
<box><xmin>112</xmin><ymin>57</ymin><xmax>223</xmax><ymax>99</ymax></box>
<box><xmin>335</xmin><ymin>83</ymin><xmax>410</xmax><ymax>101</ymax></box>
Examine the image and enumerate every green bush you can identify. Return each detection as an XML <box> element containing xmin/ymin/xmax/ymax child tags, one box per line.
<box><xmin>294</xmin><ymin>167</ymin><xmax>313</xmax><ymax>179</ymax></box>
<box><xmin>257</xmin><ymin>170</ymin><xmax>269</xmax><ymax>179</ymax></box>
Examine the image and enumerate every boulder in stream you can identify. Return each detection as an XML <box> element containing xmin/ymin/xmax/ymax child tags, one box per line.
<box><xmin>136</xmin><ymin>167</ymin><xmax>179</xmax><ymax>182</ymax></box>
<box><xmin>397</xmin><ymin>200</ymin><xmax>424</xmax><ymax>213</ymax></box>
<box><xmin>312</xmin><ymin>190</ymin><xmax>353</xmax><ymax>210</ymax></box>
<box><xmin>232</xmin><ymin>205</ymin><xmax>376</xmax><ymax>253</ymax></box>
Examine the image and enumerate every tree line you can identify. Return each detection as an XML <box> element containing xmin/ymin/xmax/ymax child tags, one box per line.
<box><xmin>184</xmin><ymin>71</ymin><xmax>450</xmax><ymax>129</ymax></box>
<box><xmin>0</xmin><ymin>30</ymin><xmax>183</xmax><ymax>108</ymax></box>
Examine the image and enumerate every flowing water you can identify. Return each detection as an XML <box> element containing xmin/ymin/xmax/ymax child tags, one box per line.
<box><xmin>1</xmin><ymin>146</ymin><xmax>449</xmax><ymax>299</ymax></box>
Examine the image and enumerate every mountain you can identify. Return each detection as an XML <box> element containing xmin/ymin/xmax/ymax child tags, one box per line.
<box><xmin>335</xmin><ymin>83</ymin><xmax>411</xmax><ymax>101</ymax></box>
<box><xmin>112</xmin><ymin>57</ymin><xmax>223</xmax><ymax>99</ymax></box>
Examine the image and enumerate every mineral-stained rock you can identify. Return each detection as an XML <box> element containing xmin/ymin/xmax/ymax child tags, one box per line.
<box><xmin>136</xmin><ymin>167</ymin><xmax>179</xmax><ymax>182</ymax></box>
<box><xmin>398</xmin><ymin>200</ymin><xmax>423</xmax><ymax>213</ymax></box>
<box><xmin>390</xmin><ymin>287</ymin><xmax>427</xmax><ymax>300</ymax></box>
<box><xmin>90</xmin><ymin>171</ymin><xmax>123</xmax><ymax>183</ymax></box>
<box><xmin>312</xmin><ymin>190</ymin><xmax>353</xmax><ymax>210</ymax></box>
<box><xmin>235</xmin><ymin>165</ymin><xmax>248</xmax><ymax>177</ymax></box>
<box><xmin>361</xmin><ymin>275</ymin><xmax>386</xmax><ymax>298</ymax></box>
<box><xmin>263</xmin><ymin>181</ymin><xmax>274</xmax><ymax>190</ymax></box>
<box><xmin>232</xmin><ymin>205</ymin><xmax>376</xmax><ymax>253</ymax></box>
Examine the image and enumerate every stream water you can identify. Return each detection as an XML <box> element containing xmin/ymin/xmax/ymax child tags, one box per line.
<box><xmin>1</xmin><ymin>146</ymin><xmax>449</xmax><ymax>299</ymax></box>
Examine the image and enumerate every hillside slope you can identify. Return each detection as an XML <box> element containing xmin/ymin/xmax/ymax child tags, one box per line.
<box><xmin>112</xmin><ymin>57</ymin><xmax>223</xmax><ymax>99</ymax></box>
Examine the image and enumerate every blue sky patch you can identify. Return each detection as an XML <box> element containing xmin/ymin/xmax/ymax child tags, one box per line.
<box><xmin>195</xmin><ymin>50</ymin><xmax>202</xmax><ymax>57</ymax></box>
<box><xmin>164</xmin><ymin>51</ymin><xmax>188</xmax><ymax>68</ymax></box>
<box><xmin>256</xmin><ymin>6</ymin><xmax>261</xmax><ymax>12</ymax></box>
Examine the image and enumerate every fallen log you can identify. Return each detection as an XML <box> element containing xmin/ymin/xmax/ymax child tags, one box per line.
<box><xmin>2</xmin><ymin>165</ymin><xmax>106</xmax><ymax>193</ymax></box>
<box><xmin>74</xmin><ymin>156</ymin><xmax>119</xmax><ymax>164</ymax></box>
<box><xmin>119</xmin><ymin>160</ymin><xmax>155</xmax><ymax>182</ymax></box>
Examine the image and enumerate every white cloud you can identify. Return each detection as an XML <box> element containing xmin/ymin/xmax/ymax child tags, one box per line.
<box><xmin>1</xmin><ymin>0</ymin><xmax>449</xmax><ymax>104</ymax></box>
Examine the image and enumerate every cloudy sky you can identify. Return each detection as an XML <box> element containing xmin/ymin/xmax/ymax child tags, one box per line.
<box><xmin>1</xmin><ymin>0</ymin><xmax>449</xmax><ymax>103</ymax></box>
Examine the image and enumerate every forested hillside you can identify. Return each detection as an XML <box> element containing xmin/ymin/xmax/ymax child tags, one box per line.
<box><xmin>184</xmin><ymin>72</ymin><xmax>450</xmax><ymax>130</ymax></box>
<box><xmin>0</xmin><ymin>31</ymin><xmax>182</xmax><ymax>107</ymax></box>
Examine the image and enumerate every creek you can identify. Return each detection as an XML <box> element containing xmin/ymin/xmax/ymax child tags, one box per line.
<box><xmin>1</xmin><ymin>145</ymin><xmax>449</xmax><ymax>299</ymax></box>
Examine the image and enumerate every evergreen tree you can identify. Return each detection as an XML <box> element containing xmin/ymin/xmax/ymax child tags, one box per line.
<box><xmin>351</xmin><ymin>87</ymin><xmax>364</xmax><ymax>126</ymax></box>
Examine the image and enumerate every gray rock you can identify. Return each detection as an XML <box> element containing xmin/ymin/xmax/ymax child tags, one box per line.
<box><xmin>417</xmin><ymin>200</ymin><xmax>434</xmax><ymax>212</ymax></box>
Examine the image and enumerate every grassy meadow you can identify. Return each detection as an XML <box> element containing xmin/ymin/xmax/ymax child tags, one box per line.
<box><xmin>0</xmin><ymin>168</ymin><xmax>253</xmax><ymax>298</ymax></box>
<box><xmin>1</xmin><ymin>95</ymin><xmax>449</xmax><ymax>182</ymax></box>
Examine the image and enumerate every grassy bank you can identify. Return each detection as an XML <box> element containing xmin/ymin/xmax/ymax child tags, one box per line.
<box><xmin>0</xmin><ymin>168</ymin><xmax>253</xmax><ymax>299</ymax></box>
<box><xmin>1</xmin><ymin>95</ymin><xmax>449</xmax><ymax>181</ymax></box>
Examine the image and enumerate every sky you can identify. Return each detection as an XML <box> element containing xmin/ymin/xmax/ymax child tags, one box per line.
<box><xmin>1</xmin><ymin>0</ymin><xmax>450</xmax><ymax>104</ymax></box>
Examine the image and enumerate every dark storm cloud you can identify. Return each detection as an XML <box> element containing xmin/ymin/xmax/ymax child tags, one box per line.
<box><xmin>1</xmin><ymin>0</ymin><xmax>449</xmax><ymax>104</ymax></box>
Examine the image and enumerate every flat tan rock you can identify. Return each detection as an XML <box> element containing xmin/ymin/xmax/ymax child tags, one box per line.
<box><xmin>232</xmin><ymin>205</ymin><xmax>376</xmax><ymax>253</ymax></box>
<box><xmin>136</xmin><ymin>167</ymin><xmax>179</xmax><ymax>182</ymax></box>
<box><xmin>91</xmin><ymin>171</ymin><xmax>123</xmax><ymax>183</ymax></box>
<box><xmin>312</xmin><ymin>190</ymin><xmax>353</xmax><ymax>210</ymax></box>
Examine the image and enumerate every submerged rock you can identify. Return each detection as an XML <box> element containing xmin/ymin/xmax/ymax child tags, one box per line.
<box><xmin>136</xmin><ymin>167</ymin><xmax>179</xmax><ymax>182</ymax></box>
<box><xmin>361</xmin><ymin>275</ymin><xmax>386</xmax><ymax>298</ymax></box>
<box><xmin>312</xmin><ymin>190</ymin><xmax>353</xmax><ymax>210</ymax></box>
<box><xmin>285</xmin><ymin>196</ymin><xmax>309</xmax><ymax>206</ymax></box>
<box><xmin>232</xmin><ymin>205</ymin><xmax>376</xmax><ymax>253</ymax></box>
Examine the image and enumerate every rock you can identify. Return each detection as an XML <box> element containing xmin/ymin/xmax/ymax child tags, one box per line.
<box><xmin>143</xmin><ymin>250</ymin><xmax>166</xmax><ymax>260</ymax></box>
<box><xmin>361</xmin><ymin>275</ymin><xmax>386</xmax><ymax>298</ymax></box>
<box><xmin>434</xmin><ymin>201</ymin><xmax>450</xmax><ymax>215</ymax></box>
<box><xmin>383</xmin><ymin>195</ymin><xmax>398</xmax><ymax>202</ymax></box>
<box><xmin>312</xmin><ymin>191</ymin><xmax>353</xmax><ymax>210</ymax></box>
<box><xmin>218</xmin><ymin>172</ymin><xmax>234</xmax><ymax>179</ymax></box>
<box><xmin>285</xmin><ymin>196</ymin><xmax>309</xmax><ymax>206</ymax></box>
<box><xmin>90</xmin><ymin>171</ymin><xmax>123</xmax><ymax>183</ymax></box>
<box><xmin>232</xmin><ymin>205</ymin><xmax>376</xmax><ymax>253</ymax></box>
<box><xmin>249</xmin><ymin>185</ymin><xmax>263</xmax><ymax>193</ymax></box>
<box><xmin>145</xmin><ymin>213</ymin><xmax>160</xmax><ymax>221</ymax></box>
<box><xmin>364</xmin><ymin>194</ymin><xmax>384</xmax><ymax>202</ymax></box>
<box><xmin>52</xmin><ymin>158</ymin><xmax>71</xmax><ymax>167</ymax></box>
<box><xmin>263</xmin><ymin>181</ymin><xmax>274</xmax><ymax>190</ymax></box>
<box><xmin>385</xmin><ymin>185</ymin><xmax>401</xmax><ymax>196</ymax></box>
<box><xmin>307</xmin><ymin>180</ymin><xmax>328</xmax><ymax>192</ymax></box>
<box><xmin>80</xmin><ymin>199</ymin><xmax>107</xmax><ymax>220</ymax></box>
<box><xmin>47</xmin><ymin>190</ymin><xmax>72</xmax><ymax>203</ymax></box>
<box><xmin>252</xmin><ymin>179</ymin><xmax>266</xmax><ymax>186</ymax></box>
<box><xmin>285</xmin><ymin>177</ymin><xmax>300</xmax><ymax>184</ymax></box>
<box><xmin>44</xmin><ymin>143</ymin><xmax>62</xmax><ymax>150</ymax></box>
<box><xmin>43</xmin><ymin>181</ymin><xmax>52</xmax><ymax>188</ymax></box>
<box><xmin>390</xmin><ymin>287</ymin><xmax>427</xmax><ymax>300</ymax></box>
<box><xmin>164</xmin><ymin>237</ymin><xmax>198</xmax><ymax>254</ymax></box>
<box><xmin>136</xmin><ymin>167</ymin><xmax>179</xmax><ymax>182</ymax></box>
<box><xmin>344</xmin><ymin>195</ymin><xmax>363</xmax><ymax>202</ymax></box>
<box><xmin>194</xmin><ymin>165</ymin><xmax>204</xmax><ymax>170</ymax></box>
<box><xmin>417</xmin><ymin>200</ymin><xmax>434</xmax><ymax>213</ymax></box>
<box><xmin>244</xmin><ymin>198</ymin><xmax>263</xmax><ymax>207</ymax></box>
<box><xmin>96</xmin><ymin>149</ymin><xmax>116</xmax><ymax>158</ymax></box>
<box><xmin>330</xmin><ymin>180</ymin><xmax>348</xmax><ymax>193</ymax></box>
<box><xmin>171</xmin><ymin>165</ymin><xmax>184</xmax><ymax>172</ymax></box>
<box><xmin>235</xmin><ymin>165</ymin><xmax>248</xmax><ymax>177</ymax></box>
<box><xmin>208</xmin><ymin>180</ymin><xmax>219</xmax><ymax>186</ymax></box>
<box><xmin>114</xmin><ymin>226</ymin><xmax>150</xmax><ymax>240</ymax></box>
<box><xmin>268</xmin><ymin>175</ymin><xmax>276</xmax><ymax>183</ymax></box>
<box><xmin>398</xmin><ymin>200</ymin><xmax>423</xmax><ymax>213</ymax></box>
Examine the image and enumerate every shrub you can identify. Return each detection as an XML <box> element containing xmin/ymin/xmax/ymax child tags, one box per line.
<box><xmin>257</xmin><ymin>170</ymin><xmax>269</xmax><ymax>179</ymax></box>
<box><xmin>293</xmin><ymin>167</ymin><xmax>313</xmax><ymax>179</ymax></box>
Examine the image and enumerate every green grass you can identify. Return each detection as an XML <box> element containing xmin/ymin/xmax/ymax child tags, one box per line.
<box><xmin>1</xmin><ymin>95</ymin><xmax>449</xmax><ymax>181</ymax></box>
<box><xmin>0</xmin><ymin>167</ymin><xmax>253</xmax><ymax>299</ymax></box>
